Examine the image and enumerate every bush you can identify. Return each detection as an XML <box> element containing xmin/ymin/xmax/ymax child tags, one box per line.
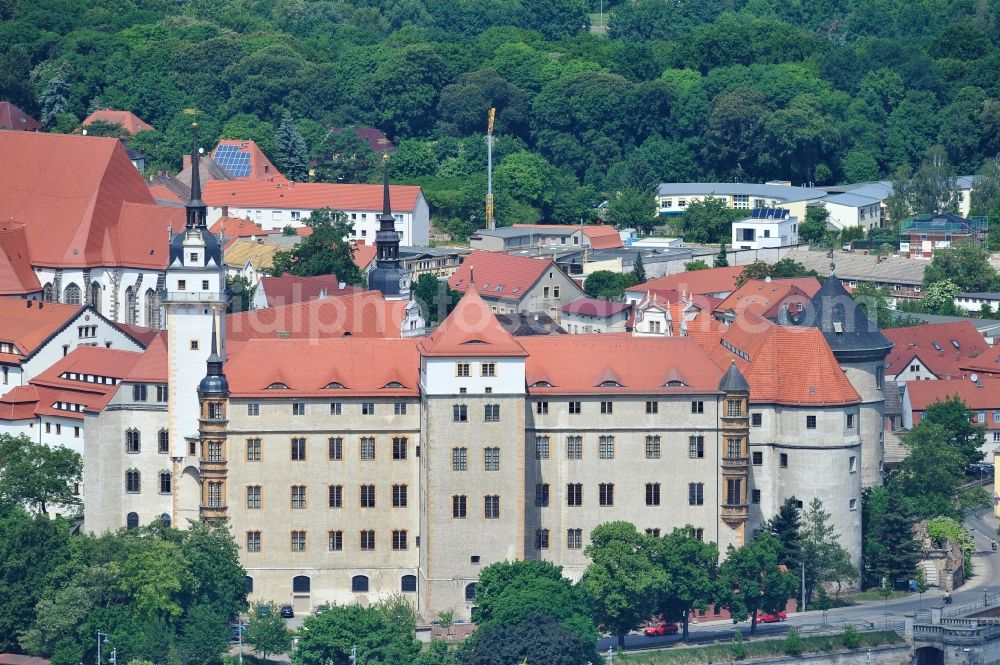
<box><xmin>730</xmin><ymin>631</ymin><xmax>746</xmax><ymax>660</ymax></box>
<box><xmin>842</xmin><ymin>625</ymin><xmax>861</xmax><ymax>649</ymax></box>
<box><xmin>783</xmin><ymin>628</ymin><xmax>803</xmax><ymax>656</ymax></box>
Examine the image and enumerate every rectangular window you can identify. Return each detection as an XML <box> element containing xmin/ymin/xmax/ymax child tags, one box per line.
<box><xmin>247</xmin><ymin>403</ymin><xmax>260</xmax><ymax>416</ymax></box>
<box><xmin>392</xmin><ymin>437</ymin><xmax>407</xmax><ymax>460</ymax></box>
<box><xmin>569</xmin><ymin>401</ymin><xmax>581</xmax><ymax>415</ymax></box>
<box><xmin>752</xmin><ymin>489</ymin><xmax>761</xmax><ymax>504</ymax></box>
<box><xmin>727</xmin><ymin>400</ymin><xmax>742</xmax><ymax>416</ymax></box>
<box><xmin>394</xmin><ymin>402</ymin><xmax>407</xmax><ymax>415</ymax></box>
<box><xmin>599</xmin><ymin>483</ymin><xmax>614</xmax><ymax>507</ymax></box>
<box><xmin>484</xmin><ymin>404</ymin><xmax>500</xmax><ymax>422</ymax></box>
<box><xmin>360</xmin><ymin>530</ymin><xmax>375</xmax><ymax>550</ymax></box>
<box><xmin>645</xmin><ymin>482</ymin><xmax>661</xmax><ymax>506</ymax></box>
<box><xmin>691</xmin><ymin>401</ymin><xmax>704</xmax><ymax>413</ymax></box>
<box><xmin>646</xmin><ymin>401</ymin><xmax>658</xmax><ymax>414</ymax></box>
<box><xmin>481</xmin><ymin>363</ymin><xmax>496</xmax><ymax>377</ymax></box>
<box><xmin>291</xmin><ymin>530</ymin><xmax>306</xmax><ymax>552</ymax></box>
<box><xmin>727</xmin><ymin>438</ymin><xmax>741</xmax><ymax>458</ymax></box>
<box><xmin>453</xmin><ymin>404</ymin><xmax>468</xmax><ymax>422</ymax></box>
<box><xmin>535</xmin><ymin>435</ymin><xmax>550</xmax><ymax>460</ymax></box>
<box><xmin>850</xmin><ymin>498</ymin><xmax>858</xmax><ymax>511</ymax></box>
<box><xmin>567</xmin><ymin>528</ymin><xmax>583</xmax><ymax>549</ymax></box>
<box><xmin>993</xmin><ymin>410</ymin><xmax>1000</xmax><ymax>423</ymax></box>
<box><xmin>484</xmin><ymin>495</ymin><xmax>500</xmax><ymax>519</ymax></box>
<box><xmin>360</xmin><ymin>436</ymin><xmax>376</xmax><ymax>460</ymax></box>
<box><xmin>847</xmin><ymin>414</ymin><xmax>855</xmax><ymax>429</ymax></box>
<box><xmin>752</xmin><ymin>451</ymin><xmax>763</xmax><ymax>465</ymax></box>
<box><xmin>726</xmin><ymin>478</ymin><xmax>741</xmax><ymax>505</ymax></box>
<box><xmin>392</xmin><ymin>529</ymin><xmax>408</xmax><ymax>550</ymax></box>
<box><xmin>806</xmin><ymin>415</ymin><xmax>817</xmax><ymax>429</ymax></box>
<box><xmin>536</xmin><ymin>401</ymin><xmax>549</xmax><ymax>415</ymax></box>
<box><xmin>133</xmin><ymin>384</ymin><xmax>147</xmax><ymax>402</ymax></box>
<box><xmin>456</xmin><ymin>363</ymin><xmax>470</xmax><ymax>377</ymax></box>
<box><xmin>688</xmin><ymin>483</ymin><xmax>704</xmax><ymax>505</ymax></box>
<box><xmin>599</xmin><ymin>435</ymin><xmax>615</xmax><ymax>459</ymax></box>
<box><xmin>452</xmin><ymin>447</ymin><xmax>468</xmax><ymax>471</ymax></box>
<box><xmin>328</xmin><ymin>437</ymin><xmax>343</xmax><ymax>461</ymax></box>
<box><xmin>600</xmin><ymin>401</ymin><xmax>613</xmax><ymax>414</ymax></box>
<box><xmin>751</xmin><ymin>413</ymin><xmax>762</xmax><ymax>427</ymax></box>
<box><xmin>849</xmin><ymin>456</ymin><xmax>857</xmax><ymax>473</ymax></box>
<box><xmin>566</xmin><ymin>436</ymin><xmax>583</xmax><ymax>459</ymax></box>
<box><xmin>645</xmin><ymin>435</ymin><xmax>661</xmax><ymax>459</ymax></box>
<box><xmin>535</xmin><ymin>529</ymin><xmax>550</xmax><ymax>550</ymax></box>
<box><xmin>553</xmin><ymin>286</ymin><xmax>560</xmax><ymax>298</ymax></box>
<box><xmin>694</xmin><ymin>528</ymin><xmax>704</xmax><ymax>541</ymax></box>
<box><xmin>484</xmin><ymin>447</ymin><xmax>500</xmax><ymax>471</ymax></box>
<box><xmin>544</xmin><ymin>286</ymin><xmax>550</xmax><ymax>298</ymax></box>
<box><xmin>330</xmin><ymin>402</ymin><xmax>342</xmax><ymax>415</ymax></box>
<box><xmin>247</xmin><ymin>438</ymin><xmax>261</xmax><ymax>461</ymax></box>
<box><xmin>780</xmin><ymin>453</ymin><xmax>789</xmax><ymax>468</ymax></box>
<box><xmin>535</xmin><ymin>483</ymin><xmax>550</xmax><ymax>507</ymax></box>
<box><xmin>978</xmin><ymin>411</ymin><xmax>986</xmax><ymax>424</ymax></box>
<box><xmin>567</xmin><ymin>483</ymin><xmax>583</xmax><ymax>506</ymax></box>
<box><xmin>247</xmin><ymin>485</ymin><xmax>261</xmax><ymax>509</ymax></box>
<box><xmin>392</xmin><ymin>484</ymin><xmax>408</xmax><ymax>507</ymax></box>
<box><xmin>292</xmin><ymin>402</ymin><xmax>305</xmax><ymax>416</ymax></box>
<box><xmin>291</xmin><ymin>485</ymin><xmax>306</xmax><ymax>509</ymax></box>
<box><xmin>689</xmin><ymin>435</ymin><xmax>704</xmax><ymax>459</ymax></box>
<box><xmin>291</xmin><ymin>437</ymin><xmax>306</xmax><ymax>461</ymax></box>
<box><xmin>452</xmin><ymin>494</ymin><xmax>467</xmax><ymax>518</ymax></box>
<box><xmin>201</xmin><ymin>280</ymin><xmax>209</xmax><ymax>291</ymax></box>
<box><xmin>329</xmin><ymin>485</ymin><xmax>343</xmax><ymax>508</ymax></box>
<box><xmin>360</xmin><ymin>484</ymin><xmax>376</xmax><ymax>508</ymax></box>
<box><xmin>646</xmin><ymin>528</ymin><xmax>661</xmax><ymax>537</ymax></box>
<box><xmin>328</xmin><ymin>530</ymin><xmax>343</xmax><ymax>551</ymax></box>
<box><xmin>247</xmin><ymin>531</ymin><xmax>261</xmax><ymax>553</ymax></box>
<box><xmin>362</xmin><ymin>402</ymin><xmax>375</xmax><ymax>415</ymax></box>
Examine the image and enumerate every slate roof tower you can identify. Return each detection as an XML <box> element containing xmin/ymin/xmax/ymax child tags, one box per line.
<box><xmin>367</xmin><ymin>153</ymin><xmax>411</xmax><ymax>300</ymax></box>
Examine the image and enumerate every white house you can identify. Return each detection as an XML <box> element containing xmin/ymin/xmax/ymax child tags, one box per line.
<box><xmin>818</xmin><ymin>193</ymin><xmax>883</xmax><ymax>231</ymax></box>
<box><xmin>955</xmin><ymin>292</ymin><xmax>1000</xmax><ymax>314</ymax></box>
<box><xmin>656</xmin><ymin>182</ymin><xmax>826</xmax><ymax>220</ymax></box>
<box><xmin>731</xmin><ymin>209</ymin><xmax>799</xmax><ymax>250</ymax></box>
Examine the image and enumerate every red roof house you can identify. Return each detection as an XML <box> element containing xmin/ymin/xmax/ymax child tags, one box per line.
<box><xmin>82</xmin><ymin>109</ymin><xmax>155</xmax><ymax>134</ymax></box>
<box><xmin>628</xmin><ymin>266</ymin><xmax>745</xmax><ymax>299</ymax></box>
<box><xmin>0</xmin><ymin>101</ymin><xmax>41</xmax><ymax>131</ymax></box>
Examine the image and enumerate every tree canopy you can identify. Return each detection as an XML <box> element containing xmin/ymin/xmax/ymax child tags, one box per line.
<box><xmin>270</xmin><ymin>209</ymin><xmax>364</xmax><ymax>283</ymax></box>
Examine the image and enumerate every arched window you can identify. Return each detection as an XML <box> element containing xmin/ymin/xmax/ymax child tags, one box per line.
<box><xmin>351</xmin><ymin>575</ymin><xmax>369</xmax><ymax>593</ymax></box>
<box><xmin>126</xmin><ymin>512</ymin><xmax>139</xmax><ymax>529</ymax></box>
<box><xmin>246</xmin><ymin>576</ymin><xmax>254</xmax><ymax>593</ymax></box>
<box><xmin>126</xmin><ymin>469</ymin><xmax>141</xmax><ymax>493</ymax></box>
<box><xmin>160</xmin><ymin>513</ymin><xmax>171</xmax><ymax>526</ymax></box>
<box><xmin>64</xmin><ymin>283</ymin><xmax>81</xmax><ymax>305</ymax></box>
<box><xmin>159</xmin><ymin>471</ymin><xmax>172</xmax><ymax>494</ymax></box>
<box><xmin>42</xmin><ymin>283</ymin><xmax>53</xmax><ymax>302</ymax></box>
<box><xmin>401</xmin><ymin>575</ymin><xmax>417</xmax><ymax>593</ymax></box>
<box><xmin>90</xmin><ymin>282</ymin><xmax>102</xmax><ymax>313</ymax></box>
<box><xmin>125</xmin><ymin>286</ymin><xmax>137</xmax><ymax>325</ymax></box>
<box><xmin>126</xmin><ymin>428</ymin><xmax>140</xmax><ymax>453</ymax></box>
<box><xmin>158</xmin><ymin>429</ymin><xmax>169</xmax><ymax>454</ymax></box>
<box><xmin>465</xmin><ymin>583</ymin><xmax>477</xmax><ymax>602</ymax></box>
<box><xmin>292</xmin><ymin>575</ymin><xmax>311</xmax><ymax>593</ymax></box>
<box><xmin>144</xmin><ymin>288</ymin><xmax>160</xmax><ymax>328</ymax></box>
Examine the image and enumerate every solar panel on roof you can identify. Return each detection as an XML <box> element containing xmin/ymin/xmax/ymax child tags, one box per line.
<box><xmin>213</xmin><ymin>145</ymin><xmax>252</xmax><ymax>177</ymax></box>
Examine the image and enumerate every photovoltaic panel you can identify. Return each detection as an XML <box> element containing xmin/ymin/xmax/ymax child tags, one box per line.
<box><xmin>212</xmin><ymin>145</ymin><xmax>252</xmax><ymax>177</ymax></box>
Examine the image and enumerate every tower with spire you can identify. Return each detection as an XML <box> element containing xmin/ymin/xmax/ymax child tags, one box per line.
<box><xmin>162</xmin><ymin>122</ymin><xmax>227</xmax><ymax>467</ymax></box>
<box><xmin>367</xmin><ymin>152</ymin><xmax>411</xmax><ymax>300</ymax></box>
<box><xmin>197</xmin><ymin>318</ymin><xmax>229</xmax><ymax>523</ymax></box>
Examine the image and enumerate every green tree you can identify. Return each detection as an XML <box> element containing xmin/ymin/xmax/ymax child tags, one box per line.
<box><xmin>799</xmin><ymin>206</ymin><xmax>829</xmax><ymax>244</ymax></box>
<box><xmin>920</xmin><ymin>279</ymin><xmax>962</xmax><ymax>316</ymax></box>
<box><xmin>583</xmin><ymin>270</ymin><xmax>628</xmax><ymax>301</ymax></box>
<box><xmin>685</xmin><ymin>259</ymin><xmax>710</xmax><ymax>270</ymax></box>
<box><xmin>800</xmin><ymin>498</ymin><xmax>858</xmax><ymax>605</ymax></box>
<box><xmin>0</xmin><ymin>433</ymin><xmax>82</xmax><ymax>514</ymax></box>
<box><xmin>655</xmin><ymin>525</ymin><xmax>720</xmax><ymax>641</ymax></box>
<box><xmin>862</xmin><ymin>486</ymin><xmax>920</xmax><ymax>588</ymax></box>
<box><xmin>719</xmin><ymin>532</ymin><xmax>797</xmax><ymax>635</ymax></box>
<box><xmin>82</xmin><ymin>120</ymin><xmax>133</xmax><ymax>139</ymax></box>
<box><xmin>460</xmin><ymin>613</ymin><xmax>593</xmax><ymax>665</ymax></box>
<box><xmin>770</xmin><ymin>258</ymin><xmax>818</xmax><ymax>279</ymax></box>
<box><xmin>177</xmin><ymin>603</ymin><xmax>229</xmax><ymax>665</ymax></box>
<box><xmin>607</xmin><ymin>188</ymin><xmax>656</xmax><ymax>233</ymax></box>
<box><xmin>924</xmin><ymin>243</ymin><xmax>999</xmax><ymax>293</ymax></box>
<box><xmin>292</xmin><ymin>597</ymin><xmax>420</xmax><ymax>665</ymax></box>
<box><xmin>922</xmin><ymin>396</ymin><xmax>987</xmax><ymax>467</ymax></box>
<box><xmin>909</xmin><ymin>145</ymin><xmax>960</xmax><ymax>215</ymax></box>
<box><xmin>632</xmin><ymin>251</ymin><xmax>647</xmax><ymax>283</ymax></box>
<box><xmin>270</xmin><ymin>209</ymin><xmax>363</xmax><ymax>283</ymax></box>
<box><xmin>896</xmin><ymin>422</ymin><xmax>970</xmax><ymax>519</ymax></box>
<box><xmin>276</xmin><ymin>111</ymin><xmax>309</xmax><ymax>182</ymax></box>
<box><xmin>582</xmin><ymin>521</ymin><xmax>667</xmax><ymax>648</ymax></box>
<box><xmin>39</xmin><ymin>72</ymin><xmax>70</xmax><ymax>129</ymax></box>
<box><xmin>226</xmin><ymin>275</ymin><xmax>256</xmax><ymax>313</ymax></box>
<box><xmin>765</xmin><ymin>497</ymin><xmax>802</xmax><ymax>569</ymax></box>
<box><xmin>679</xmin><ymin>197</ymin><xmax>745</xmax><ymax>244</ymax></box>
<box><xmin>411</xmin><ymin>274</ymin><xmax>461</xmax><ymax>325</ymax></box>
<box><xmin>714</xmin><ymin>244</ymin><xmax>729</xmax><ymax>267</ymax></box>
<box><xmin>783</xmin><ymin>628</ymin><xmax>804</xmax><ymax>656</ymax></box>
<box><xmin>219</xmin><ymin>114</ymin><xmax>277</xmax><ymax>163</ymax></box>
<box><xmin>926</xmin><ymin>516</ymin><xmax>976</xmax><ymax>577</ymax></box>
<box><xmin>246</xmin><ymin>601</ymin><xmax>291</xmax><ymax>661</ymax></box>
<box><xmin>735</xmin><ymin>260</ymin><xmax>772</xmax><ymax>286</ymax></box>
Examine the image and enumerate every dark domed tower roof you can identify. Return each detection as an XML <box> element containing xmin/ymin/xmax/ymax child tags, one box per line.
<box><xmin>367</xmin><ymin>153</ymin><xmax>410</xmax><ymax>299</ymax></box>
<box><xmin>198</xmin><ymin>319</ymin><xmax>228</xmax><ymax>397</ymax></box>
<box><xmin>799</xmin><ymin>275</ymin><xmax>892</xmax><ymax>362</ymax></box>
<box><xmin>719</xmin><ymin>361</ymin><xmax>750</xmax><ymax>393</ymax></box>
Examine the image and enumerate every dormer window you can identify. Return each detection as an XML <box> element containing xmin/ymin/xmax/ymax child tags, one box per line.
<box><xmin>665</xmin><ymin>380</ymin><xmax>687</xmax><ymax>387</ymax></box>
<box><xmin>190</xmin><ymin>253</ymin><xmax>199</xmax><ymax>263</ymax></box>
<box><xmin>384</xmin><ymin>381</ymin><xmax>405</xmax><ymax>389</ymax></box>
<box><xmin>531</xmin><ymin>381</ymin><xmax>553</xmax><ymax>388</ymax></box>
<box><xmin>324</xmin><ymin>382</ymin><xmax>345</xmax><ymax>389</ymax></box>
<box><xmin>266</xmin><ymin>382</ymin><xmax>289</xmax><ymax>389</ymax></box>
<box><xmin>598</xmin><ymin>380</ymin><xmax>623</xmax><ymax>387</ymax></box>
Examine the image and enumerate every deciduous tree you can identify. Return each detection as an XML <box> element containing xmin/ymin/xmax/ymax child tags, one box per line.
<box><xmin>246</xmin><ymin>601</ymin><xmax>291</xmax><ymax>661</ymax></box>
<box><xmin>655</xmin><ymin>525</ymin><xmax>720</xmax><ymax>641</ymax></box>
<box><xmin>270</xmin><ymin>209</ymin><xmax>364</xmax><ymax>284</ymax></box>
<box><xmin>719</xmin><ymin>532</ymin><xmax>797</xmax><ymax>635</ymax></box>
<box><xmin>0</xmin><ymin>433</ymin><xmax>81</xmax><ymax>514</ymax></box>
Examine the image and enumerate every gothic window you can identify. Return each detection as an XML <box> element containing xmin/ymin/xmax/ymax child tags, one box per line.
<box><xmin>42</xmin><ymin>283</ymin><xmax>53</xmax><ymax>302</ymax></box>
<box><xmin>126</xmin><ymin>428</ymin><xmax>140</xmax><ymax>453</ymax></box>
<box><xmin>126</xmin><ymin>469</ymin><xmax>141</xmax><ymax>493</ymax></box>
<box><xmin>64</xmin><ymin>283</ymin><xmax>81</xmax><ymax>305</ymax></box>
<box><xmin>144</xmin><ymin>288</ymin><xmax>160</xmax><ymax>328</ymax></box>
<box><xmin>90</xmin><ymin>282</ymin><xmax>102</xmax><ymax>312</ymax></box>
<box><xmin>125</xmin><ymin>286</ymin><xmax>137</xmax><ymax>325</ymax></box>
<box><xmin>159</xmin><ymin>472</ymin><xmax>172</xmax><ymax>494</ymax></box>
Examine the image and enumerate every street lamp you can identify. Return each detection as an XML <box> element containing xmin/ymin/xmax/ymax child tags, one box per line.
<box><xmin>96</xmin><ymin>632</ymin><xmax>108</xmax><ymax>665</ymax></box>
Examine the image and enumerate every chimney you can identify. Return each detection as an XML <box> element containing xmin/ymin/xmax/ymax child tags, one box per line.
<box><xmin>183</xmin><ymin>154</ymin><xmax>192</xmax><ymax>170</ymax></box>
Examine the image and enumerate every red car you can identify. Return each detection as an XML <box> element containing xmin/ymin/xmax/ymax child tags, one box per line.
<box><xmin>644</xmin><ymin>622</ymin><xmax>680</xmax><ymax>636</ymax></box>
<box><xmin>758</xmin><ymin>611</ymin><xmax>787</xmax><ymax>623</ymax></box>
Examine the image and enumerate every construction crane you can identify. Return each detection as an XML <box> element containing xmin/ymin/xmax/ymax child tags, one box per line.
<box><xmin>486</xmin><ymin>107</ymin><xmax>496</xmax><ymax>230</ymax></box>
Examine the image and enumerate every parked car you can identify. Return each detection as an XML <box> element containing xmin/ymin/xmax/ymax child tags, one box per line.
<box><xmin>643</xmin><ymin>622</ymin><xmax>679</xmax><ymax>636</ymax></box>
<box><xmin>280</xmin><ymin>604</ymin><xmax>294</xmax><ymax>618</ymax></box>
<box><xmin>758</xmin><ymin>611</ymin><xmax>787</xmax><ymax>623</ymax></box>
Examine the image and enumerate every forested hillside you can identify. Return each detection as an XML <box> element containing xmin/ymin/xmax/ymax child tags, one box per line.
<box><xmin>5</xmin><ymin>0</ymin><xmax>1000</xmax><ymax>234</ymax></box>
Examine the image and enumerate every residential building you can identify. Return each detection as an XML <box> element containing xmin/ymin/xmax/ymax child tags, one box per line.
<box><xmin>712</xmin><ymin>278</ymin><xmax>821</xmax><ymax>324</ymax></box>
<box><xmin>955</xmin><ymin>293</ymin><xmax>1000</xmax><ymax>315</ymax></box>
<box><xmin>817</xmin><ymin>193</ymin><xmax>883</xmax><ymax>231</ymax></box>
<box><xmin>398</xmin><ymin>247</ymin><xmax>467</xmax><ymax>280</ymax></box>
<box><xmin>447</xmin><ymin>250</ymin><xmax>585</xmax><ymax>319</ymax></box>
<box><xmin>210</xmin><ymin>139</ymin><xmax>281</xmax><ymax>180</ymax></box>
<box><xmin>731</xmin><ymin>209</ymin><xmax>799</xmax><ymax>250</ymax></box>
<box><xmin>629</xmin><ymin>291</ymin><xmax>719</xmax><ymax>337</ymax></box>
<box><xmin>657</xmin><ymin>182</ymin><xmax>827</xmax><ymax>220</ymax></box>
<box><xmin>625</xmin><ymin>266</ymin><xmax>745</xmax><ymax>303</ymax></box>
<box><xmin>899</xmin><ymin>214</ymin><xmax>982</xmax><ymax>258</ymax></box>
<box><xmin>781</xmin><ymin>249</ymin><xmax>925</xmax><ymax>303</ymax></box>
<box><xmin>0</xmin><ymin>101</ymin><xmax>41</xmax><ymax>131</ymax></box>
<box><xmin>560</xmin><ymin>298</ymin><xmax>631</xmax><ymax>333</ymax></box>
<box><xmin>902</xmin><ymin>378</ymin><xmax>1000</xmax><ymax>456</ymax></box>
<box><xmin>251</xmin><ymin>275</ymin><xmax>363</xmax><ymax>310</ymax></box>
<box><xmin>883</xmin><ymin>322</ymin><xmax>999</xmax><ymax>382</ymax></box>
<box><xmin>82</xmin><ymin>109</ymin><xmax>155</xmax><ymax>135</ymax></box>
<box><xmin>469</xmin><ymin>224</ymin><xmax>622</xmax><ymax>253</ymax></box>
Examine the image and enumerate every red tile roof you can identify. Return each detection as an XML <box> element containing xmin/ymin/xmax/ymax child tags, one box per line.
<box><xmin>0</xmin><ymin>385</ymin><xmax>39</xmax><ymax>420</ymax></box>
<box><xmin>714</xmin><ymin>278</ymin><xmax>821</xmax><ymax>319</ymax></box>
<box><xmin>258</xmin><ymin>274</ymin><xmax>364</xmax><ymax>307</ymax></box>
<box><xmin>82</xmin><ymin>109</ymin><xmax>154</xmax><ymax>134</ymax></box>
<box><xmin>0</xmin><ymin>222</ymin><xmax>41</xmax><ymax>294</ymax></box>
<box><xmin>125</xmin><ymin>333</ymin><xmax>167</xmax><ymax>382</ymax></box>
<box><xmin>113</xmin><ymin>323</ymin><xmax>161</xmax><ymax>347</ymax></box>
<box><xmin>447</xmin><ymin>250</ymin><xmax>553</xmax><ymax>302</ymax></box>
<box><xmin>212</xmin><ymin>139</ymin><xmax>281</xmax><ymax>181</ymax></box>
<box><xmin>147</xmin><ymin>182</ymin><xmax>185</xmax><ymax>203</ymax></box>
<box><xmin>0</xmin><ymin>133</ymin><xmax>182</xmax><ymax>269</ymax></box>
<box><xmin>884</xmin><ymin>321</ymin><xmax>993</xmax><ymax>380</ymax></box>
<box><xmin>561</xmin><ymin>297</ymin><xmax>631</xmax><ymax>318</ymax></box>
<box><xmin>0</xmin><ymin>102</ymin><xmax>41</xmax><ymax>131</ymax></box>
<box><xmin>331</xmin><ymin>127</ymin><xmax>395</xmax><ymax>153</ymax></box>
<box><xmin>225</xmin><ymin>337</ymin><xmax>419</xmax><ymax>397</ymax></box>
<box><xmin>583</xmin><ymin>225</ymin><xmax>623</xmax><ymax>249</ymax></box>
<box><xmin>906</xmin><ymin>379</ymin><xmax>1000</xmax><ymax>429</ymax></box>
<box><xmin>210</xmin><ymin>216</ymin><xmax>264</xmax><ymax>248</ymax></box>
<box><xmin>202</xmin><ymin>179</ymin><xmax>423</xmax><ymax>213</ymax></box>
<box><xmin>419</xmin><ymin>289</ymin><xmax>527</xmax><ymax>357</ymax></box>
<box><xmin>0</xmin><ymin>299</ymin><xmax>80</xmax><ymax>360</ymax></box>
<box><xmin>521</xmin><ymin>334</ymin><xmax>722</xmax><ymax>395</ymax></box>
<box><xmin>632</xmin><ymin>266</ymin><xmax>745</xmax><ymax>298</ymax></box>
<box><xmin>353</xmin><ymin>242</ymin><xmax>376</xmax><ymax>270</ymax></box>
<box><xmin>227</xmin><ymin>291</ymin><xmax>408</xmax><ymax>342</ymax></box>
